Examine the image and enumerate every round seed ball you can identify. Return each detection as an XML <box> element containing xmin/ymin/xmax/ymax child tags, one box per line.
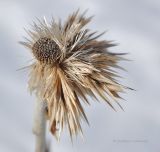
<box><xmin>32</xmin><ymin>37</ymin><xmax>60</xmax><ymax>64</ymax></box>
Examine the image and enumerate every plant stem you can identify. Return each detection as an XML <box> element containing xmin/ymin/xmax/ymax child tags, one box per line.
<box><xmin>33</xmin><ymin>99</ymin><xmax>47</xmax><ymax>152</ymax></box>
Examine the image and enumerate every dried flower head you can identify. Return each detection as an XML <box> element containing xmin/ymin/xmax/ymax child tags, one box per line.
<box><xmin>20</xmin><ymin>10</ymin><xmax>131</xmax><ymax>139</ymax></box>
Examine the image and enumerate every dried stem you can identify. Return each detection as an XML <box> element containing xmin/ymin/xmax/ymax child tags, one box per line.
<box><xmin>33</xmin><ymin>99</ymin><xmax>47</xmax><ymax>152</ymax></box>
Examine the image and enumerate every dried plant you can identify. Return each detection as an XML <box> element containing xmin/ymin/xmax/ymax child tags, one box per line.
<box><xmin>20</xmin><ymin>10</ymin><xmax>131</xmax><ymax>142</ymax></box>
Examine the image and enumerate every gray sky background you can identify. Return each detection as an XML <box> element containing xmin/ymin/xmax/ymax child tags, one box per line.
<box><xmin>0</xmin><ymin>0</ymin><xmax>160</xmax><ymax>152</ymax></box>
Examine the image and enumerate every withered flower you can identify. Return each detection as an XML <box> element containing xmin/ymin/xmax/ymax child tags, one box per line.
<box><xmin>20</xmin><ymin>10</ymin><xmax>130</xmax><ymax>139</ymax></box>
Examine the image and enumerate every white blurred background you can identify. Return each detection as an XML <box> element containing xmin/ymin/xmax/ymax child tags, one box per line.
<box><xmin>0</xmin><ymin>0</ymin><xmax>160</xmax><ymax>152</ymax></box>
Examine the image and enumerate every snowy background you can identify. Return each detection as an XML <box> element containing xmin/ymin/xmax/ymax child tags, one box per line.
<box><xmin>0</xmin><ymin>0</ymin><xmax>160</xmax><ymax>152</ymax></box>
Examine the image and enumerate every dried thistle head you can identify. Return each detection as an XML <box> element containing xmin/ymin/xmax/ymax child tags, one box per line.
<box><xmin>20</xmin><ymin>10</ymin><xmax>131</xmax><ymax>139</ymax></box>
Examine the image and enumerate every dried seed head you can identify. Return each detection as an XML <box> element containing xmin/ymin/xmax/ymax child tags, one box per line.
<box><xmin>20</xmin><ymin>10</ymin><xmax>131</xmax><ymax>140</ymax></box>
<box><xmin>32</xmin><ymin>37</ymin><xmax>60</xmax><ymax>64</ymax></box>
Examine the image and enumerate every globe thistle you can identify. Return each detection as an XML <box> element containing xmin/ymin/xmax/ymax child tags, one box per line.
<box><xmin>20</xmin><ymin>10</ymin><xmax>131</xmax><ymax>140</ymax></box>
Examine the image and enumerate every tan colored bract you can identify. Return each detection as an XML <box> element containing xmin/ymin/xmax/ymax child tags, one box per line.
<box><xmin>20</xmin><ymin>10</ymin><xmax>130</xmax><ymax>140</ymax></box>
